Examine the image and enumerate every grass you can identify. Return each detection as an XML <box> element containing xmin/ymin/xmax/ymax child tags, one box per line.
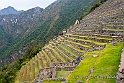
<box><xmin>15</xmin><ymin>31</ymin><xmax>123</xmax><ymax>83</ymax></box>
<box><xmin>65</xmin><ymin>40</ymin><xmax>92</xmax><ymax>48</ymax></box>
<box><xmin>67</xmin><ymin>54</ymin><xmax>98</xmax><ymax>83</ymax></box>
<box><xmin>43</xmin><ymin>81</ymin><xmax>62</xmax><ymax>83</ymax></box>
<box><xmin>56</xmin><ymin>47</ymin><xmax>72</xmax><ymax>61</ymax></box>
<box><xmin>56</xmin><ymin>70</ymin><xmax>72</xmax><ymax>78</ymax></box>
<box><xmin>67</xmin><ymin>37</ymin><xmax>106</xmax><ymax>46</ymax></box>
<box><xmin>64</xmin><ymin>43</ymin><xmax>84</xmax><ymax>53</ymax></box>
<box><xmin>103</xmin><ymin>28</ymin><xmax>124</xmax><ymax>32</ymax></box>
<box><xmin>52</xmin><ymin>47</ymin><xmax>67</xmax><ymax>62</ymax></box>
<box><xmin>67</xmin><ymin>42</ymin><xmax>124</xmax><ymax>83</ymax></box>
<box><xmin>59</xmin><ymin>44</ymin><xmax>79</xmax><ymax>56</ymax></box>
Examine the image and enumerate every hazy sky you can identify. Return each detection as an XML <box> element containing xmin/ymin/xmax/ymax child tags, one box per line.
<box><xmin>0</xmin><ymin>0</ymin><xmax>56</xmax><ymax>10</ymax></box>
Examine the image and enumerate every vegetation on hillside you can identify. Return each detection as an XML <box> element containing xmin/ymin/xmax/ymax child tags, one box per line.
<box><xmin>0</xmin><ymin>43</ymin><xmax>41</xmax><ymax>83</ymax></box>
<box><xmin>0</xmin><ymin>0</ymin><xmax>100</xmax><ymax>60</ymax></box>
<box><xmin>0</xmin><ymin>0</ymin><xmax>110</xmax><ymax>83</ymax></box>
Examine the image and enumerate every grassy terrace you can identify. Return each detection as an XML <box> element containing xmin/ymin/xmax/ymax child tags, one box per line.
<box><xmin>55</xmin><ymin>46</ymin><xmax>72</xmax><ymax>61</ymax></box>
<box><xmin>103</xmin><ymin>28</ymin><xmax>124</xmax><ymax>32</ymax></box>
<box><xmin>67</xmin><ymin>41</ymin><xmax>124</xmax><ymax>83</ymax></box>
<box><xmin>64</xmin><ymin>43</ymin><xmax>84</xmax><ymax>53</ymax></box>
<box><xmin>56</xmin><ymin>70</ymin><xmax>72</xmax><ymax>78</ymax></box>
<box><xmin>47</xmin><ymin>46</ymin><xmax>60</xmax><ymax>62</ymax></box>
<box><xmin>15</xmin><ymin>33</ymin><xmax>122</xmax><ymax>83</ymax></box>
<box><xmin>67</xmin><ymin>34</ymin><xmax>88</xmax><ymax>39</ymax></box>
<box><xmin>59</xmin><ymin>44</ymin><xmax>79</xmax><ymax>57</ymax></box>
<box><xmin>64</xmin><ymin>40</ymin><xmax>92</xmax><ymax>48</ymax></box>
<box><xmin>42</xmin><ymin>41</ymin><xmax>124</xmax><ymax>83</ymax></box>
<box><xmin>51</xmin><ymin>47</ymin><xmax>67</xmax><ymax>62</ymax></box>
<box><xmin>65</xmin><ymin>36</ymin><xmax>106</xmax><ymax>46</ymax></box>
<box><xmin>47</xmin><ymin>49</ymin><xmax>59</xmax><ymax>62</ymax></box>
<box><xmin>67</xmin><ymin>34</ymin><xmax>112</xmax><ymax>41</ymax></box>
<box><xmin>43</xmin><ymin>81</ymin><xmax>62</xmax><ymax>83</ymax></box>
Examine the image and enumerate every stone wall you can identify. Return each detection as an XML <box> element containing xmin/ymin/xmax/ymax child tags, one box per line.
<box><xmin>33</xmin><ymin>67</ymin><xmax>56</xmax><ymax>83</ymax></box>
<box><xmin>69</xmin><ymin>0</ymin><xmax>124</xmax><ymax>37</ymax></box>
<box><xmin>116</xmin><ymin>48</ymin><xmax>124</xmax><ymax>83</ymax></box>
<box><xmin>52</xmin><ymin>61</ymin><xmax>76</xmax><ymax>71</ymax></box>
<box><xmin>33</xmin><ymin>56</ymin><xmax>83</xmax><ymax>83</ymax></box>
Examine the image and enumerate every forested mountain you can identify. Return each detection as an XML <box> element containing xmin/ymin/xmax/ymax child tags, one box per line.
<box><xmin>0</xmin><ymin>0</ymin><xmax>115</xmax><ymax>83</ymax></box>
<box><xmin>0</xmin><ymin>0</ymin><xmax>100</xmax><ymax>67</ymax></box>
<box><xmin>0</xmin><ymin>6</ymin><xmax>23</xmax><ymax>15</ymax></box>
<box><xmin>0</xmin><ymin>7</ymin><xmax>44</xmax><ymax>61</ymax></box>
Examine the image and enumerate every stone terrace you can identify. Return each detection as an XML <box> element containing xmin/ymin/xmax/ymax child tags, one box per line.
<box><xmin>71</xmin><ymin>0</ymin><xmax>124</xmax><ymax>36</ymax></box>
<box><xmin>15</xmin><ymin>0</ymin><xmax>124</xmax><ymax>83</ymax></box>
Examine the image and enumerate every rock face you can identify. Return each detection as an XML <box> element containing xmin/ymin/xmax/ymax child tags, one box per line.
<box><xmin>0</xmin><ymin>6</ymin><xmax>24</xmax><ymax>15</ymax></box>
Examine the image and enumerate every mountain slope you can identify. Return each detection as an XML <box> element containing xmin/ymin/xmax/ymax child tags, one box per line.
<box><xmin>0</xmin><ymin>6</ymin><xmax>23</xmax><ymax>15</ymax></box>
<box><xmin>16</xmin><ymin>0</ymin><xmax>124</xmax><ymax>82</ymax></box>
<box><xmin>0</xmin><ymin>7</ymin><xmax>44</xmax><ymax>57</ymax></box>
<box><xmin>15</xmin><ymin>0</ymin><xmax>124</xmax><ymax>82</ymax></box>
<box><xmin>0</xmin><ymin>0</ymin><xmax>100</xmax><ymax>66</ymax></box>
<box><xmin>1</xmin><ymin>0</ymin><xmax>122</xmax><ymax>83</ymax></box>
<box><xmin>22</xmin><ymin>0</ymin><xmax>100</xmax><ymax>43</ymax></box>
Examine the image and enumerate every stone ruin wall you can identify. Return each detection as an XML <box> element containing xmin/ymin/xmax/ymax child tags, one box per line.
<box><xmin>116</xmin><ymin>48</ymin><xmax>124</xmax><ymax>83</ymax></box>
<box><xmin>33</xmin><ymin>56</ymin><xmax>83</xmax><ymax>83</ymax></box>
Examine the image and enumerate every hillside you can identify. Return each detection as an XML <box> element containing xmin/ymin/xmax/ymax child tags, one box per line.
<box><xmin>0</xmin><ymin>0</ymin><xmax>100</xmax><ymax>66</ymax></box>
<box><xmin>0</xmin><ymin>6</ymin><xmax>24</xmax><ymax>15</ymax></box>
<box><xmin>14</xmin><ymin>0</ymin><xmax>124</xmax><ymax>83</ymax></box>
<box><xmin>0</xmin><ymin>7</ymin><xmax>44</xmax><ymax>65</ymax></box>
<box><xmin>1</xmin><ymin>0</ymin><xmax>124</xmax><ymax>83</ymax></box>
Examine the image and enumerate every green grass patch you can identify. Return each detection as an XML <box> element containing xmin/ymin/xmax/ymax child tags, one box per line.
<box><xmin>67</xmin><ymin>53</ymin><xmax>98</xmax><ymax>83</ymax></box>
<box><xmin>56</xmin><ymin>70</ymin><xmax>72</xmax><ymax>78</ymax></box>
<box><xmin>103</xmin><ymin>28</ymin><xmax>124</xmax><ymax>32</ymax></box>
<box><xmin>43</xmin><ymin>81</ymin><xmax>62</xmax><ymax>83</ymax></box>
<box><xmin>67</xmin><ymin>42</ymin><xmax>124</xmax><ymax>83</ymax></box>
<box><xmin>59</xmin><ymin>44</ymin><xmax>79</xmax><ymax>56</ymax></box>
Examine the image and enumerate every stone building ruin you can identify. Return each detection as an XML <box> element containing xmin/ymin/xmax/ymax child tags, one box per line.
<box><xmin>33</xmin><ymin>56</ymin><xmax>83</xmax><ymax>83</ymax></box>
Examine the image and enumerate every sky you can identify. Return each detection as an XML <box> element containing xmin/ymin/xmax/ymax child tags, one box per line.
<box><xmin>0</xmin><ymin>0</ymin><xmax>57</xmax><ymax>11</ymax></box>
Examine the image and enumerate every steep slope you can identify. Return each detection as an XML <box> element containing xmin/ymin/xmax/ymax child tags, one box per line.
<box><xmin>0</xmin><ymin>0</ymin><xmax>100</xmax><ymax>64</ymax></box>
<box><xmin>0</xmin><ymin>6</ymin><xmax>23</xmax><ymax>15</ymax></box>
<box><xmin>18</xmin><ymin>0</ymin><xmax>101</xmax><ymax>49</ymax></box>
<box><xmin>0</xmin><ymin>7</ymin><xmax>44</xmax><ymax>60</ymax></box>
<box><xmin>1</xmin><ymin>0</ymin><xmax>124</xmax><ymax>83</ymax></box>
<box><xmin>0</xmin><ymin>0</ymin><xmax>104</xmax><ymax>83</ymax></box>
<box><xmin>15</xmin><ymin>0</ymin><xmax>124</xmax><ymax>83</ymax></box>
<box><xmin>0</xmin><ymin>7</ymin><xmax>43</xmax><ymax>38</ymax></box>
<box><xmin>0</xmin><ymin>26</ymin><xmax>7</xmax><ymax>49</ymax></box>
